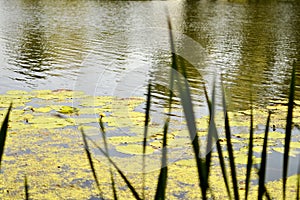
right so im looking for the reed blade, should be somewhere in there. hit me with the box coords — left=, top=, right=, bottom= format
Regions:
left=166, top=11, right=176, bottom=114
left=221, top=82, right=239, bottom=200
left=110, top=173, right=117, bottom=200
left=167, top=15, right=208, bottom=199
left=142, top=83, right=152, bottom=200
left=87, top=136, right=142, bottom=200
left=216, top=139, right=232, bottom=199
left=204, top=83, right=231, bottom=199
left=203, top=82, right=218, bottom=183
left=245, top=100, right=254, bottom=200
left=80, top=128, right=103, bottom=197
left=258, top=111, right=271, bottom=200
left=0, top=103, right=12, bottom=168
left=264, top=186, right=272, bottom=200
left=203, top=83, right=212, bottom=114
left=297, top=159, right=300, bottom=200
left=154, top=121, right=169, bottom=200
left=283, top=62, right=296, bottom=200
left=24, top=175, right=29, bottom=200
left=99, top=115, right=118, bottom=200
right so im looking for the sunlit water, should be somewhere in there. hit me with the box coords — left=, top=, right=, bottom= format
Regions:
left=0, top=0, right=300, bottom=182
left=1, top=0, right=299, bottom=111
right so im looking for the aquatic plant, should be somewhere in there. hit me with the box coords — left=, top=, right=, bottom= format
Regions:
left=79, top=17, right=299, bottom=200
left=0, top=15, right=298, bottom=200
left=282, top=61, right=296, bottom=200
left=0, top=103, right=11, bottom=168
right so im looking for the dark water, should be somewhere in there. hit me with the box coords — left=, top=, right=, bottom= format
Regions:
left=0, top=0, right=300, bottom=111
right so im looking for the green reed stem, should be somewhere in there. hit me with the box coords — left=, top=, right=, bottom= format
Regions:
left=245, top=103, right=254, bottom=200
left=258, top=111, right=271, bottom=200
left=283, top=62, right=296, bottom=200
left=87, top=136, right=142, bottom=200
left=221, top=82, right=239, bottom=200
left=142, top=83, right=152, bottom=200
left=25, top=175, right=29, bottom=200
left=0, top=103, right=12, bottom=169
left=154, top=120, right=169, bottom=200
left=167, top=15, right=208, bottom=199
left=80, top=128, right=103, bottom=197
left=99, top=116, right=118, bottom=200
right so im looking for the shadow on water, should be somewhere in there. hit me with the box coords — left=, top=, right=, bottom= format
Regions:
left=265, top=151, right=300, bottom=182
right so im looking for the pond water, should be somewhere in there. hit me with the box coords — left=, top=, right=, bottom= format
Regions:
left=0, top=0, right=299, bottom=112
left=0, top=0, right=300, bottom=194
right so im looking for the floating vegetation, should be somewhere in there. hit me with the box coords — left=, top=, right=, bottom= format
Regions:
left=116, top=144, right=154, bottom=155
left=0, top=88, right=299, bottom=199
left=108, top=136, right=144, bottom=145
left=58, top=106, right=79, bottom=115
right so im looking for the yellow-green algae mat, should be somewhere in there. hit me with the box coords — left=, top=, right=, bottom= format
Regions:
left=0, top=90, right=299, bottom=199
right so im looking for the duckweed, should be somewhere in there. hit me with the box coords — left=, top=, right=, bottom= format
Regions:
left=108, top=136, right=144, bottom=145
left=116, top=144, right=154, bottom=155
left=0, top=90, right=299, bottom=199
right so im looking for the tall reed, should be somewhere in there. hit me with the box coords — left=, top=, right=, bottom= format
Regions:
left=79, top=18, right=298, bottom=200
left=282, top=62, right=296, bottom=200
left=0, top=103, right=12, bottom=169
left=0, top=16, right=297, bottom=200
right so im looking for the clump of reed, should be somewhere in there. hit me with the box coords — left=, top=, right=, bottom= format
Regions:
left=0, top=16, right=298, bottom=200
left=78, top=16, right=298, bottom=199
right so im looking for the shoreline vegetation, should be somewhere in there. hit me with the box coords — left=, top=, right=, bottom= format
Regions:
left=0, top=20, right=299, bottom=199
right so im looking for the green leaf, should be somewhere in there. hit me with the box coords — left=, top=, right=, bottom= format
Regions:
left=143, top=83, right=152, bottom=200
left=245, top=99, right=254, bottom=200
left=25, top=175, right=29, bottom=200
left=155, top=121, right=169, bottom=200
left=58, top=106, right=79, bottom=114
left=88, top=136, right=142, bottom=200
left=283, top=62, right=296, bottom=200
left=80, top=128, right=103, bottom=197
left=221, top=81, right=239, bottom=200
left=258, top=111, right=271, bottom=200
left=167, top=14, right=208, bottom=199
left=0, top=103, right=12, bottom=168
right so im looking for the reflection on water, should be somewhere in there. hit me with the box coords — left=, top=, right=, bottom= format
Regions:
left=0, top=0, right=299, bottom=188
left=0, top=0, right=299, bottom=111
left=12, top=0, right=49, bottom=80
left=179, top=0, right=300, bottom=110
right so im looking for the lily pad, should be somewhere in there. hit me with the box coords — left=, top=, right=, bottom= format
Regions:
left=35, top=107, right=53, bottom=113
left=108, top=136, right=143, bottom=145
left=6, top=90, right=29, bottom=95
left=58, top=106, right=79, bottom=114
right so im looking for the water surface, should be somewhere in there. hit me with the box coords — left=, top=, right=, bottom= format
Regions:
left=0, top=0, right=300, bottom=186
left=0, top=0, right=299, bottom=111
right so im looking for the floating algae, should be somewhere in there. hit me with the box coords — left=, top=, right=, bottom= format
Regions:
left=58, top=106, right=79, bottom=114
left=116, top=144, right=154, bottom=155
left=0, top=90, right=299, bottom=199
